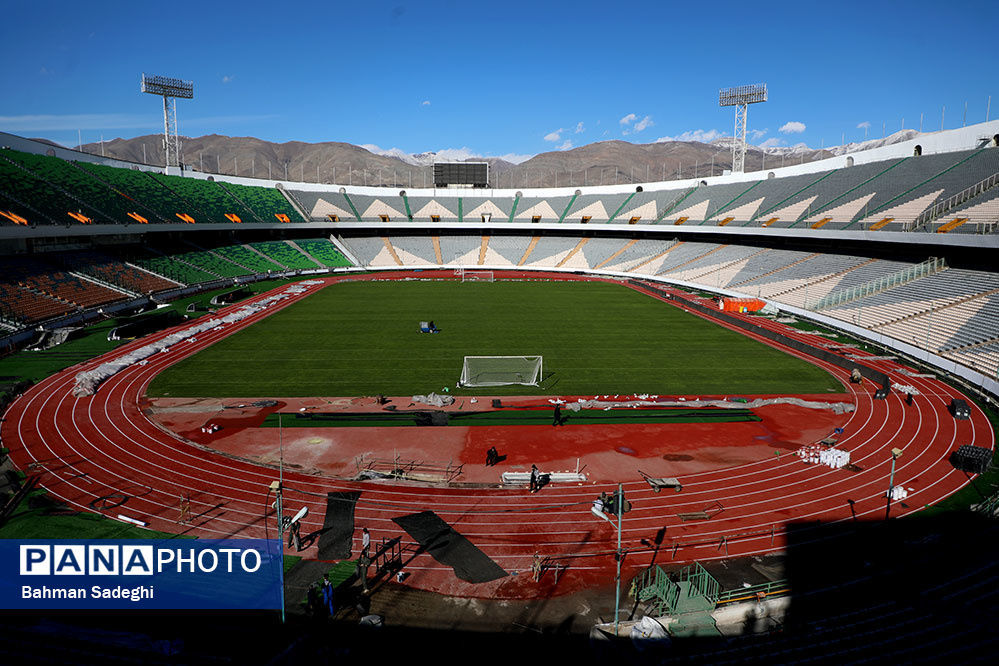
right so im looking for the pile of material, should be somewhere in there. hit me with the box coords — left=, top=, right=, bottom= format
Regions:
left=887, top=485, right=909, bottom=500
left=797, top=444, right=850, bottom=469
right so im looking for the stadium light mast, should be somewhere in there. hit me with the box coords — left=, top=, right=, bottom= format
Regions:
left=719, top=83, right=768, bottom=174
left=141, top=73, right=194, bottom=173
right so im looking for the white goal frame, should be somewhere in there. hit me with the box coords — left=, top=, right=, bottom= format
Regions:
left=459, top=355, right=543, bottom=387
left=460, top=270, right=494, bottom=282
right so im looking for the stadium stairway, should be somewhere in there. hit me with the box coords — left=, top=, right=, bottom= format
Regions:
left=747, top=170, right=836, bottom=226
left=936, top=217, right=970, bottom=233
left=153, top=246, right=232, bottom=284
left=286, top=240, right=325, bottom=267
left=912, top=171, right=999, bottom=231
left=432, top=236, right=444, bottom=264
left=244, top=243, right=290, bottom=270
left=516, top=237, right=540, bottom=265
left=296, top=238, right=354, bottom=267
left=810, top=257, right=946, bottom=311
left=728, top=252, right=821, bottom=290
left=68, top=270, right=140, bottom=300
left=213, top=180, right=266, bottom=222
left=0, top=150, right=110, bottom=225
left=704, top=181, right=762, bottom=224
left=5, top=150, right=141, bottom=225
left=761, top=258, right=876, bottom=305
left=849, top=147, right=994, bottom=229
left=381, top=238, right=404, bottom=266
left=592, top=239, right=639, bottom=269
left=554, top=238, right=590, bottom=268
left=193, top=243, right=274, bottom=274
left=791, top=157, right=910, bottom=226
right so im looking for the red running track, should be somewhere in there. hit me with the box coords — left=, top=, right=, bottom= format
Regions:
left=2, top=272, right=993, bottom=600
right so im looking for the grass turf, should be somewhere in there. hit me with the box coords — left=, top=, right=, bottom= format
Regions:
left=147, top=280, right=842, bottom=397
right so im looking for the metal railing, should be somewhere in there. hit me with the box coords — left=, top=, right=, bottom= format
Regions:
left=636, top=565, right=681, bottom=616
left=679, top=561, right=719, bottom=604
left=717, top=579, right=790, bottom=604
left=908, top=172, right=999, bottom=231
left=807, top=257, right=947, bottom=311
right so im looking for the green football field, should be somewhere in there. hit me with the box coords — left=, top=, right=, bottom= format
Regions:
left=146, top=280, right=843, bottom=397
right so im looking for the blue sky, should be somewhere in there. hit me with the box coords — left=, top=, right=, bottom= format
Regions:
left=1, top=0, right=996, bottom=162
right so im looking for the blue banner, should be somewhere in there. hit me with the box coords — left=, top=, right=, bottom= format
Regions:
left=0, top=539, right=283, bottom=610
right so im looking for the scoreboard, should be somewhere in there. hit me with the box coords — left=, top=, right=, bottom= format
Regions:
left=433, top=162, right=489, bottom=188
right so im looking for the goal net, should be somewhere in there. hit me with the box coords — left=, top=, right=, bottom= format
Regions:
left=461, top=270, right=494, bottom=282
left=459, top=356, right=543, bottom=387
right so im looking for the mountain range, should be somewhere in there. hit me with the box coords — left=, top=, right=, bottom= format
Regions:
left=72, top=130, right=921, bottom=189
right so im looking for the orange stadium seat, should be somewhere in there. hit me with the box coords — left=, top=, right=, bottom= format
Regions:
left=1, top=210, right=29, bottom=225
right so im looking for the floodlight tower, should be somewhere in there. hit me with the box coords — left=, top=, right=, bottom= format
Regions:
left=719, top=83, right=768, bottom=174
left=141, top=73, right=194, bottom=172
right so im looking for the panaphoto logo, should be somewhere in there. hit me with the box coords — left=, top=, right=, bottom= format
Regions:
left=19, top=545, right=263, bottom=576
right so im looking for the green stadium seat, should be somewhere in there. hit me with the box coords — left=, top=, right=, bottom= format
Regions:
left=249, top=241, right=319, bottom=270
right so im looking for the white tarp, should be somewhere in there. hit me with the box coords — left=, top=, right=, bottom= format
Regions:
left=630, top=616, right=669, bottom=649
left=564, top=396, right=855, bottom=415
left=72, top=286, right=312, bottom=397
left=412, top=392, right=455, bottom=407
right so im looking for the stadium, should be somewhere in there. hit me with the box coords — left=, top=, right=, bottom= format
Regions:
left=2, top=8, right=999, bottom=663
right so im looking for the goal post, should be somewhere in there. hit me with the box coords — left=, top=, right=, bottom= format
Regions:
left=460, top=270, right=494, bottom=282
left=459, top=356, right=543, bottom=387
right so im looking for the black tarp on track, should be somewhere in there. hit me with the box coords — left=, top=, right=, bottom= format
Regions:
left=393, top=511, right=508, bottom=583
left=316, top=491, right=361, bottom=560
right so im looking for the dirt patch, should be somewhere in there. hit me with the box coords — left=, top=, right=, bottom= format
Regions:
left=146, top=394, right=853, bottom=484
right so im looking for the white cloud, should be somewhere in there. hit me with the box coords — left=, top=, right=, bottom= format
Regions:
left=575, top=121, right=585, bottom=134
left=222, top=75, right=234, bottom=84
left=749, top=128, right=768, bottom=140
left=421, top=100, right=431, bottom=106
left=621, top=113, right=652, bottom=135
left=655, top=128, right=724, bottom=143
left=857, top=120, right=871, bottom=129
left=557, top=139, right=573, bottom=151
left=779, top=121, right=806, bottom=134
left=759, top=137, right=784, bottom=148
left=633, top=115, right=654, bottom=132
left=543, top=129, right=564, bottom=142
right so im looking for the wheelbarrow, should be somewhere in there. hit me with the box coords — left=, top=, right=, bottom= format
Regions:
left=638, top=469, right=682, bottom=493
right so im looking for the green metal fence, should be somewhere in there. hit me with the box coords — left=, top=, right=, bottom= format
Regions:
left=807, top=256, right=946, bottom=311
